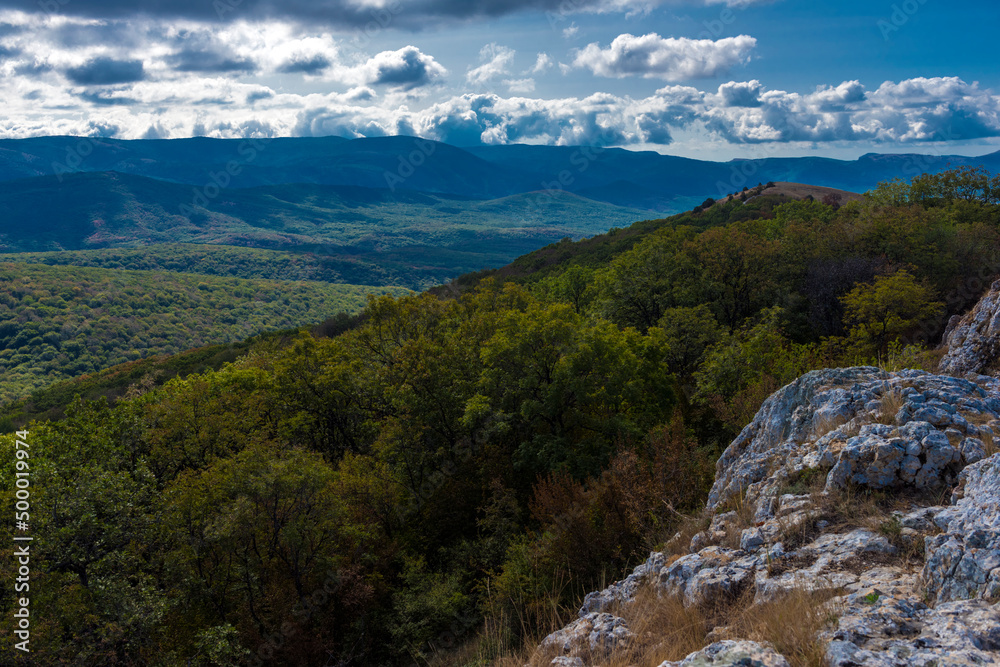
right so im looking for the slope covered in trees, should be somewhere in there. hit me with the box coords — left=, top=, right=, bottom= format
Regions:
left=0, top=263, right=406, bottom=403
left=1, top=167, right=998, bottom=666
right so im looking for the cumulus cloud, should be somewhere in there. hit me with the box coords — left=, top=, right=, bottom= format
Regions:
left=286, top=77, right=1000, bottom=148
left=276, top=53, right=332, bottom=74
left=529, top=53, right=553, bottom=74
left=342, top=46, right=447, bottom=90
left=466, top=44, right=515, bottom=86
left=573, top=33, right=756, bottom=81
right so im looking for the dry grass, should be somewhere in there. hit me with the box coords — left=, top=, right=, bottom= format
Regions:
left=613, top=588, right=712, bottom=666
left=724, top=588, right=840, bottom=666
left=982, top=428, right=999, bottom=458
left=811, top=412, right=848, bottom=440
left=716, top=489, right=758, bottom=551
left=510, top=579, right=839, bottom=667
left=779, top=467, right=827, bottom=496
left=513, top=583, right=839, bottom=667
left=875, top=386, right=906, bottom=425
left=662, top=508, right=712, bottom=557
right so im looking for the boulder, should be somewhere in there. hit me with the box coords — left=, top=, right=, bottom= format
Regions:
left=657, top=640, right=790, bottom=667
left=539, top=612, right=633, bottom=658
left=922, top=453, right=1000, bottom=604
left=707, top=368, right=1000, bottom=521
left=940, top=278, right=1000, bottom=376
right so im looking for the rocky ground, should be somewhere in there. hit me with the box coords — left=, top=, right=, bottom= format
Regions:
left=531, top=284, right=1000, bottom=666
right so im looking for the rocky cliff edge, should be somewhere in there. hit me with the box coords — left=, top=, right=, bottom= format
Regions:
left=532, top=287, right=1000, bottom=666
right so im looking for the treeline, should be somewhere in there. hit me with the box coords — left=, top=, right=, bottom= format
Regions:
left=0, top=263, right=406, bottom=403
left=1, top=167, right=998, bottom=666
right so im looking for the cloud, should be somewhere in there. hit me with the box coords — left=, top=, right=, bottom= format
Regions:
left=696, top=77, right=1000, bottom=144
left=505, top=78, right=536, bottom=93
left=0, top=1, right=772, bottom=28
left=168, top=49, right=257, bottom=74
left=3, top=61, right=997, bottom=152
left=529, top=53, right=553, bottom=74
left=65, top=57, right=146, bottom=85
left=346, top=45, right=447, bottom=90
left=718, top=80, right=762, bottom=107
left=563, top=24, right=580, bottom=39
left=467, top=44, right=515, bottom=86
left=276, top=53, right=332, bottom=75
left=573, top=33, right=756, bottom=81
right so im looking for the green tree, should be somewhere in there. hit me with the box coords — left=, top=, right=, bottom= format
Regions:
left=840, top=269, right=944, bottom=361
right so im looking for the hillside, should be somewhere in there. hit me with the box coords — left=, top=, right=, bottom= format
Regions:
left=0, top=262, right=405, bottom=402
left=0, top=167, right=997, bottom=666
left=0, top=172, right=649, bottom=288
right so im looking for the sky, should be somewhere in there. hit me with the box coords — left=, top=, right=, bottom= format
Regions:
left=0, top=0, right=997, bottom=160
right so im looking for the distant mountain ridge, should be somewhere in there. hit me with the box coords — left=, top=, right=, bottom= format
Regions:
left=0, top=170, right=650, bottom=288
left=2, top=135, right=998, bottom=213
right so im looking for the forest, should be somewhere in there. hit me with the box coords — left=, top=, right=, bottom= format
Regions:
left=0, top=263, right=406, bottom=403
left=1, top=167, right=999, bottom=666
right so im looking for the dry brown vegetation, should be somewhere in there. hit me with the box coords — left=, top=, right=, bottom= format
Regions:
left=500, top=583, right=839, bottom=667
left=876, top=386, right=906, bottom=425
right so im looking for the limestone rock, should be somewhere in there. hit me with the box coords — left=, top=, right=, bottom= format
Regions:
left=579, top=552, right=666, bottom=615
left=922, top=453, right=1000, bottom=604
left=940, top=278, right=1000, bottom=376
left=707, top=367, right=1000, bottom=521
left=539, top=612, right=633, bottom=657
left=657, top=640, right=791, bottom=667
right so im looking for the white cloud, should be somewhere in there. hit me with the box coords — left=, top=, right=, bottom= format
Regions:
left=529, top=53, right=553, bottom=74
left=573, top=33, right=756, bottom=81
left=466, top=44, right=515, bottom=86
left=563, top=23, right=580, bottom=39
left=335, top=46, right=448, bottom=90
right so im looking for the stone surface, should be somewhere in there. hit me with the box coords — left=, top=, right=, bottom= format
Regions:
left=940, top=278, right=1000, bottom=376
left=656, top=546, right=761, bottom=607
left=549, top=658, right=584, bottom=667
left=922, top=453, right=1000, bottom=604
left=578, top=552, right=666, bottom=616
left=657, top=640, right=791, bottom=667
left=706, top=367, right=1000, bottom=522
left=539, top=612, right=633, bottom=657
left=826, top=597, right=1000, bottom=666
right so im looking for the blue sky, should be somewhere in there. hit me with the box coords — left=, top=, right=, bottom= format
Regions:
left=0, top=0, right=996, bottom=159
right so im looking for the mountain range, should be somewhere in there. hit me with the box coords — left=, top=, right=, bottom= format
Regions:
left=3, top=135, right=999, bottom=214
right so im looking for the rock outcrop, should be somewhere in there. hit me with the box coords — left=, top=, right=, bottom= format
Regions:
left=940, top=278, right=1000, bottom=376
left=534, top=368, right=1000, bottom=666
